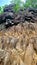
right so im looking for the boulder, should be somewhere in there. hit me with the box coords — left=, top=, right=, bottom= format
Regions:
left=0, top=12, right=14, bottom=24
left=3, top=4, right=15, bottom=13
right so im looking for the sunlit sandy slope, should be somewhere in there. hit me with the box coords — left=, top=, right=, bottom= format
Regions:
left=0, top=22, right=37, bottom=65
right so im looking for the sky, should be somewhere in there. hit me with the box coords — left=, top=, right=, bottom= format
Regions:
left=0, top=0, right=26, bottom=6
left=21, top=0, right=26, bottom=3
left=0, top=0, right=11, bottom=6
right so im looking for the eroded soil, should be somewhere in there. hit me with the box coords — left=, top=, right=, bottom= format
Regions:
left=0, top=22, right=37, bottom=65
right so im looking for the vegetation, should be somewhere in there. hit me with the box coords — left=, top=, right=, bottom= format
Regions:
left=24, top=0, right=37, bottom=8
left=11, top=0, right=25, bottom=12
left=0, top=6, right=3, bottom=14
left=11, top=0, right=37, bottom=11
left=0, top=0, right=37, bottom=14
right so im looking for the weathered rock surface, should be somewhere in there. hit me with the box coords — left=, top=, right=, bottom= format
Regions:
left=0, top=4, right=37, bottom=65
left=3, top=4, right=15, bottom=12
left=0, top=5, right=37, bottom=29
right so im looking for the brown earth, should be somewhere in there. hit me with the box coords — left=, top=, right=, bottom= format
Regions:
left=0, top=22, right=37, bottom=65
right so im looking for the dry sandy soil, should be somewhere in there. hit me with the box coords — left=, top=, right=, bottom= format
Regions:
left=0, top=22, right=37, bottom=65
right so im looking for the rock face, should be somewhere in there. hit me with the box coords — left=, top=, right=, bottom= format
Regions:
left=0, top=5, right=37, bottom=29
left=0, top=12, right=14, bottom=24
left=0, top=4, right=37, bottom=65
left=3, top=4, right=15, bottom=12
